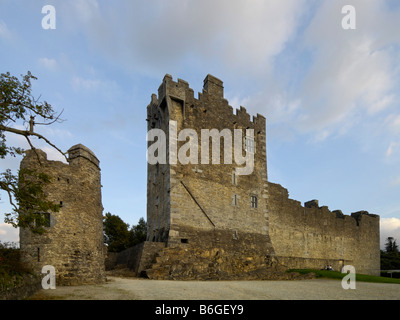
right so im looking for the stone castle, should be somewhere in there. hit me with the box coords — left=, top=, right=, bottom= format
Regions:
left=143, top=74, right=380, bottom=279
left=19, top=74, right=380, bottom=284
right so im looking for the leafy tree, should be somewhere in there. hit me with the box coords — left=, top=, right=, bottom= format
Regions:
left=381, top=237, right=400, bottom=272
left=103, top=213, right=147, bottom=252
left=130, top=217, right=147, bottom=246
left=103, top=212, right=132, bottom=252
left=384, top=237, right=399, bottom=254
left=0, top=71, right=65, bottom=233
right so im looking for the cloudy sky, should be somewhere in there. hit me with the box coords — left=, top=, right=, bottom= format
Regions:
left=0, top=0, right=399, bottom=248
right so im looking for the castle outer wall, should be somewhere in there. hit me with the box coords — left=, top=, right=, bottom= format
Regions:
left=19, top=145, right=106, bottom=285
left=268, top=182, right=380, bottom=276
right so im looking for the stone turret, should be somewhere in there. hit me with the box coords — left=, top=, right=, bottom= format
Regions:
left=68, top=144, right=100, bottom=168
left=19, top=144, right=105, bottom=285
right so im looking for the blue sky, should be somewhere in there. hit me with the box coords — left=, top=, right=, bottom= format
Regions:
left=0, top=0, right=399, bottom=248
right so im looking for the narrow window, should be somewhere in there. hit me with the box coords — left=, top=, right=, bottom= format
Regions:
left=245, top=136, right=255, bottom=153
left=251, top=195, right=258, bottom=208
left=181, top=238, right=189, bottom=244
left=232, top=172, right=237, bottom=185
left=232, top=194, right=239, bottom=206
left=37, top=247, right=40, bottom=262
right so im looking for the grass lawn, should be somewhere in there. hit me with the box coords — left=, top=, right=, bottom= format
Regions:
left=289, top=269, right=400, bottom=284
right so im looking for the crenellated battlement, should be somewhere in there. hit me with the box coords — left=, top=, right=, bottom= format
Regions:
left=152, top=74, right=264, bottom=127
left=271, top=183, right=379, bottom=226
left=268, top=181, right=380, bottom=275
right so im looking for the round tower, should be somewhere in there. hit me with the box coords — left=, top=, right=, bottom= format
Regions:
left=19, top=144, right=106, bottom=285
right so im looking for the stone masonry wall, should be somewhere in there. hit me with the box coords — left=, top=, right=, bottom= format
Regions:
left=268, top=182, right=380, bottom=276
left=147, top=74, right=270, bottom=246
left=113, top=241, right=166, bottom=276
left=145, top=74, right=279, bottom=279
left=145, top=74, right=380, bottom=279
left=19, top=145, right=106, bottom=285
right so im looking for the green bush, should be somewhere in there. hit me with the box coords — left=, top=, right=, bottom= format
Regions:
left=381, top=250, right=400, bottom=270
left=0, top=241, right=32, bottom=291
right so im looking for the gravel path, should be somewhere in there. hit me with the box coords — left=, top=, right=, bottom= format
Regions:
left=28, top=276, right=400, bottom=300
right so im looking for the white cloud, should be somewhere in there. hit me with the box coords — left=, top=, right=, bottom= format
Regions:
left=386, top=142, right=398, bottom=158
left=236, top=0, right=400, bottom=144
left=0, top=223, right=19, bottom=244
left=31, top=1, right=399, bottom=144
left=297, top=3, right=396, bottom=133
left=381, top=217, right=400, bottom=249
left=71, top=76, right=101, bottom=91
left=41, top=146, right=68, bottom=163
left=71, top=72, right=121, bottom=99
left=0, top=20, right=12, bottom=40
left=60, top=0, right=306, bottom=77
left=368, top=94, right=394, bottom=115
left=386, top=114, right=400, bottom=133
left=39, top=57, right=58, bottom=71
left=71, top=0, right=100, bottom=23
left=382, top=217, right=400, bottom=231
left=384, top=114, right=400, bottom=160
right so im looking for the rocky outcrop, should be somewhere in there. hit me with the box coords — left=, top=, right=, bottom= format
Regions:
left=144, top=246, right=314, bottom=281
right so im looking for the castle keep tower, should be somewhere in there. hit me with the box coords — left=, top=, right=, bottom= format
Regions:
left=144, top=74, right=380, bottom=278
left=146, top=74, right=280, bottom=279
left=19, top=144, right=106, bottom=285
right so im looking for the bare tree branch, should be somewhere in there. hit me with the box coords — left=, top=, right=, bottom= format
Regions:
left=34, top=109, right=65, bottom=126
left=24, top=134, right=42, bottom=165
left=0, top=181, right=18, bottom=212
left=0, top=124, right=68, bottom=162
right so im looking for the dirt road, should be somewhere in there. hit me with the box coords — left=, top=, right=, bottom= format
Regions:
left=28, top=276, right=400, bottom=300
